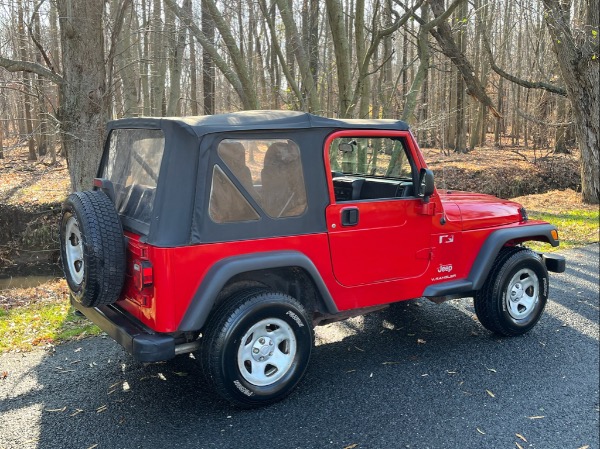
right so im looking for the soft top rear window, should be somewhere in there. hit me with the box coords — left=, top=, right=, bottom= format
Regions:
left=103, top=129, right=165, bottom=232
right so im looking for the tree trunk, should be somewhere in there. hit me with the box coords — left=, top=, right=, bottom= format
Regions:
left=453, top=0, right=468, bottom=153
left=150, top=0, right=166, bottom=116
left=166, top=1, right=187, bottom=116
left=201, top=0, right=215, bottom=114
left=18, top=5, right=36, bottom=161
left=325, top=0, right=352, bottom=117
left=276, top=0, right=321, bottom=112
left=188, top=3, right=199, bottom=116
left=56, top=0, right=108, bottom=191
left=542, top=0, right=599, bottom=203
left=115, top=0, right=139, bottom=117
left=140, top=0, right=152, bottom=115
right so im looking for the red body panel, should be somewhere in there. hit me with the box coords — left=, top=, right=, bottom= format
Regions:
left=439, top=191, right=523, bottom=230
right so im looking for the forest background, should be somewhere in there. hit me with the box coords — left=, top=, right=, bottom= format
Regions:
left=0, top=0, right=598, bottom=201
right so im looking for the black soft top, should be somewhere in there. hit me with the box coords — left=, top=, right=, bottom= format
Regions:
left=102, top=111, right=412, bottom=246
left=107, top=110, right=410, bottom=137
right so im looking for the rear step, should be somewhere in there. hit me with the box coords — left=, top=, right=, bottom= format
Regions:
left=70, top=296, right=200, bottom=362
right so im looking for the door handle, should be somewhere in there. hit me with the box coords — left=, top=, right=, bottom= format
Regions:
left=341, top=208, right=359, bottom=226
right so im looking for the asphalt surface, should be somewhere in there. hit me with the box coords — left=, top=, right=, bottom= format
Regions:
left=1, top=244, right=598, bottom=449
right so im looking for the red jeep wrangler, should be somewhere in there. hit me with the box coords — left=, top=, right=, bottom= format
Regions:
left=60, top=111, right=565, bottom=407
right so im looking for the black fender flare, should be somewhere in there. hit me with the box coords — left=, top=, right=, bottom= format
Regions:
left=177, top=251, right=338, bottom=332
left=422, top=223, right=560, bottom=297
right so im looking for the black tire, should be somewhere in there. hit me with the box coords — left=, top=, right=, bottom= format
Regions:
left=201, top=288, right=314, bottom=408
left=59, top=190, right=126, bottom=307
left=474, top=247, right=549, bottom=336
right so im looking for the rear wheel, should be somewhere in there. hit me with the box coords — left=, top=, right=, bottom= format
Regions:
left=201, top=289, right=313, bottom=408
left=474, top=247, right=548, bottom=336
left=59, top=190, right=126, bottom=307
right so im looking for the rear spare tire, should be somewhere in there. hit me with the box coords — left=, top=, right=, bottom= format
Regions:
left=60, top=190, right=126, bottom=307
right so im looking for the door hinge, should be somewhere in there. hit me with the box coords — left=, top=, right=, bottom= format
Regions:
left=419, top=202, right=436, bottom=216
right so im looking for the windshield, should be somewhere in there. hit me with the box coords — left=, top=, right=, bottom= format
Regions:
left=102, top=129, right=165, bottom=231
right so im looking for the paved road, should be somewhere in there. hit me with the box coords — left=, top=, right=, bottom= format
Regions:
left=1, top=244, right=598, bottom=449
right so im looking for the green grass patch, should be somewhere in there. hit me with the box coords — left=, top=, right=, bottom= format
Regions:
left=0, top=302, right=102, bottom=353
left=527, top=208, right=599, bottom=252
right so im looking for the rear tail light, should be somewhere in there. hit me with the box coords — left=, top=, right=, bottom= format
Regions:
left=133, top=259, right=153, bottom=291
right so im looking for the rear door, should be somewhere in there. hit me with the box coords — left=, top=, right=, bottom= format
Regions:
left=325, top=131, right=433, bottom=287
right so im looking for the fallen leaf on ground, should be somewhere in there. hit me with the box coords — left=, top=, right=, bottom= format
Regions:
left=158, top=373, right=167, bottom=381
left=45, top=406, right=66, bottom=413
left=486, top=367, right=497, bottom=373
left=486, top=390, right=495, bottom=398
left=344, top=444, right=358, bottom=449
left=476, top=428, right=486, bottom=435
left=577, top=446, right=590, bottom=449
left=1, top=371, right=7, bottom=379
left=516, top=434, right=527, bottom=442
left=417, top=339, right=427, bottom=344
left=516, top=443, right=524, bottom=449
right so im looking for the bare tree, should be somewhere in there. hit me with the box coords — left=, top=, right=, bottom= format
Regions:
left=542, top=0, right=599, bottom=203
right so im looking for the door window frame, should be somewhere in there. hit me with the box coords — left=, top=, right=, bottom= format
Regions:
left=323, top=129, right=425, bottom=205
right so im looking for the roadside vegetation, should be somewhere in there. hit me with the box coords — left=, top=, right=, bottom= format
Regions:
left=512, top=189, right=599, bottom=252
left=0, top=280, right=102, bottom=353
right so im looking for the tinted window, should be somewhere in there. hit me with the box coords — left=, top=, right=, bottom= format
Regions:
left=217, top=139, right=307, bottom=218
left=103, top=129, right=164, bottom=228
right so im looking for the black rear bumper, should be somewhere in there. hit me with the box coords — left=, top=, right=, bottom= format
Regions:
left=70, top=296, right=176, bottom=362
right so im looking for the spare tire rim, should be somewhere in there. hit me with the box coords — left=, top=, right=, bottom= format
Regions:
left=237, top=318, right=297, bottom=386
left=65, top=216, right=84, bottom=285
left=506, top=268, right=539, bottom=320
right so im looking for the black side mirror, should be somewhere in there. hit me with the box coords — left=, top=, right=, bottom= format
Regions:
left=417, top=168, right=435, bottom=203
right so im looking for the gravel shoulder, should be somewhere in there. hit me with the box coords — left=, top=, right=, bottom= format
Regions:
left=1, top=244, right=598, bottom=449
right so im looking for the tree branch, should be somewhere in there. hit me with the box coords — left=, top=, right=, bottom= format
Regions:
left=428, top=0, right=501, bottom=118
left=0, top=56, right=64, bottom=85
left=27, top=0, right=56, bottom=73
left=481, top=28, right=567, bottom=97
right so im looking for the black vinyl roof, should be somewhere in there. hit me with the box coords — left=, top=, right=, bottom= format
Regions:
left=107, top=110, right=410, bottom=137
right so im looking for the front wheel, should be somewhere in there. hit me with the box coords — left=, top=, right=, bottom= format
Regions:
left=201, top=289, right=313, bottom=408
left=474, top=248, right=549, bottom=336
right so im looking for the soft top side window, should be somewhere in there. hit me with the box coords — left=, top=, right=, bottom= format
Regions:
left=103, top=128, right=165, bottom=230
left=215, top=138, right=307, bottom=219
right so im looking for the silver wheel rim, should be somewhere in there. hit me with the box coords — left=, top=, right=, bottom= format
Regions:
left=237, top=317, right=297, bottom=387
left=506, top=268, right=539, bottom=320
left=65, top=216, right=84, bottom=285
